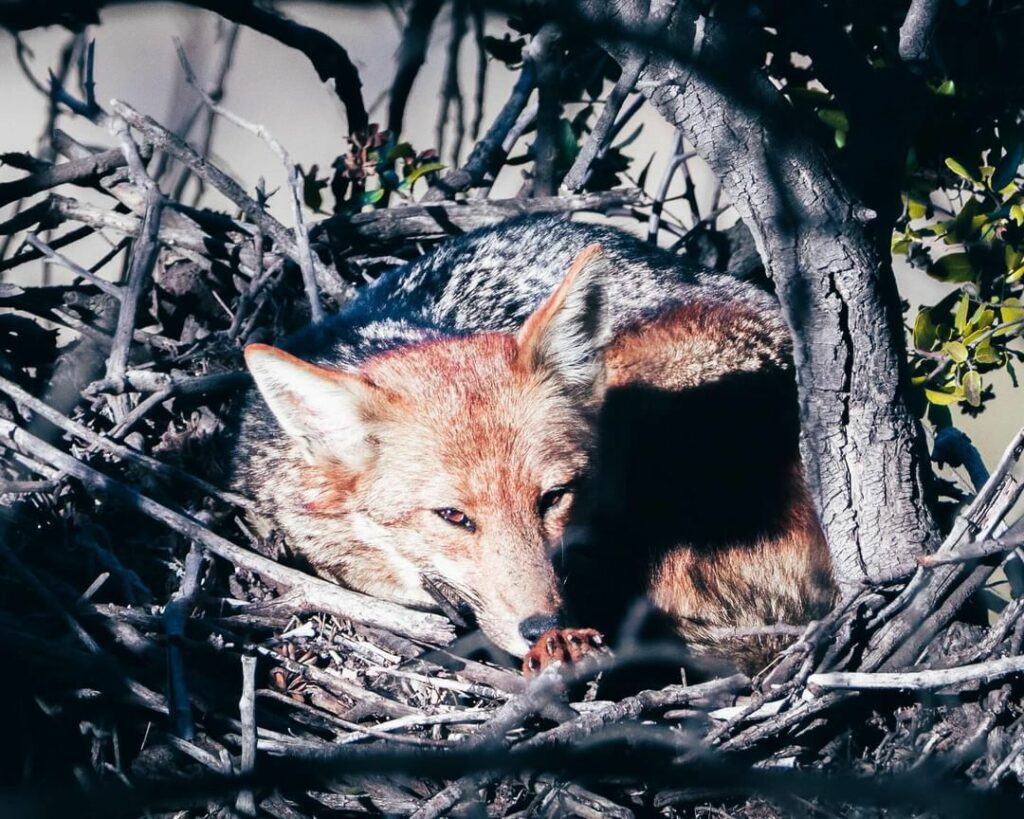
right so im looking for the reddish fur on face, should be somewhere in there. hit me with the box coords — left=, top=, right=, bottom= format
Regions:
left=291, top=333, right=589, bottom=655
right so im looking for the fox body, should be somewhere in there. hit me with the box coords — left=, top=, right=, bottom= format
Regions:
left=233, top=216, right=835, bottom=668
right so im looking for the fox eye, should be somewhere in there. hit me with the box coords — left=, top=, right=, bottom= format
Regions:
left=539, top=485, right=573, bottom=516
left=435, top=507, right=477, bottom=533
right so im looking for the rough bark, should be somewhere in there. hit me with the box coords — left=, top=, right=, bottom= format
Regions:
left=587, top=0, right=941, bottom=589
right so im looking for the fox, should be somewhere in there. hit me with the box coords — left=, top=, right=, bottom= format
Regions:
left=231, top=215, right=836, bottom=674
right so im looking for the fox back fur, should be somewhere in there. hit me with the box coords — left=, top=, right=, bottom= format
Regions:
left=232, top=216, right=835, bottom=669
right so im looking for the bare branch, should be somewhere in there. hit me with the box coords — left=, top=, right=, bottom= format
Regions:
left=899, top=0, right=942, bottom=65
left=174, top=42, right=327, bottom=321
left=0, top=419, right=457, bottom=645
left=388, top=0, right=445, bottom=139
left=191, top=0, right=368, bottom=134
left=808, top=655, right=1024, bottom=693
left=236, top=654, right=258, bottom=815
left=422, top=26, right=563, bottom=201
left=0, top=147, right=128, bottom=207
left=563, top=53, right=645, bottom=192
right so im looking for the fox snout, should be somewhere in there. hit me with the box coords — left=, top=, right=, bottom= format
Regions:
left=519, top=613, right=562, bottom=641
left=461, top=552, right=564, bottom=657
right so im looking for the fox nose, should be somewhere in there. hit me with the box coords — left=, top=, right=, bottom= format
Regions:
left=519, top=613, right=562, bottom=642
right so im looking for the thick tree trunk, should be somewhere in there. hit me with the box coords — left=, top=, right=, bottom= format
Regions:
left=588, top=0, right=940, bottom=589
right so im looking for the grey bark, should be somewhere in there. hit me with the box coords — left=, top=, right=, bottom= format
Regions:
left=586, top=0, right=941, bottom=589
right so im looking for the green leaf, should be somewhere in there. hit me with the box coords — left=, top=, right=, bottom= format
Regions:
left=614, top=124, right=645, bottom=151
left=963, top=370, right=983, bottom=407
left=913, top=310, right=938, bottom=350
left=928, top=252, right=976, bottom=283
left=954, top=293, right=970, bottom=332
left=953, top=196, right=983, bottom=240
left=558, top=118, right=580, bottom=165
left=934, top=79, right=956, bottom=96
left=943, top=340, right=969, bottom=363
left=925, top=386, right=965, bottom=405
left=992, top=143, right=1024, bottom=192
left=817, top=109, right=849, bottom=131
left=1011, top=204, right=1024, bottom=226
left=298, top=164, right=328, bottom=213
left=995, top=297, right=1024, bottom=336
left=945, top=157, right=977, bottom=183
left=975, top=341, right=1001, bottom=365
left=908, top=197, right=928, bottom=220
left=967, top=306, right=994, bottom=333
left=635, top=154, right=654, bottom=191
left=403, top=161, right=445, bottom=187
left=385, top=142, right=416, bottom=163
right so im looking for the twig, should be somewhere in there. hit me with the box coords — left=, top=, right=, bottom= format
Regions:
left=0, top=224, right=93, bottom=274
left=0, top=419, right=457, bottom=645
left=190, top=0, right=368, bottom=134
left=899, top=0, right=942, bottom=65
left=423, top=29, right=548, bottom=201
left=0, top=372, right=247, bottom=508
left=563, top=53, right=645, bottom=192
left=0, top=147, right=128, bottom=207
left=236, top=654, right=258, bottom=815
left=252, top=644, right=424, bottom=719
left=808, top=655, right=1024, bottom=693
left=107, top=116, right=165, bottom=421
left=337, top=189, right=642, bottom=243
left=530, top=24, right=563, bottom=197
left=516, top=674, right=749, bottom=752
left=389, top=0, right=445, bottom=140
left=170, top=23, right=241, bottom=204
left=164, top=545, right=204, bottom=739
left=864, top=426, right=1024, bottom=669
left=469, top=4, right=486, bottom=141
left=108, top=100, right=347, bottom=298
left=0, top=194, right=210, bottom=259
left=647, top=133, right=685, bottom=243
left=174, top=41, right=327, bottom=322
left=436, top=0, right=468, bottom=164
left=917, top=534, right=1024, bottom=567
left=409, top=665, right=569, bottom=819
left=257, top=689, right=451, bottom=747
left=23, top=234, right=122, bottom=298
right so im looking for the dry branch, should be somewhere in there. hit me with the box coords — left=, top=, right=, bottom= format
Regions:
left=0, top=419, right=455, bottom=645
left=808, top=655, right=1024, bottom=693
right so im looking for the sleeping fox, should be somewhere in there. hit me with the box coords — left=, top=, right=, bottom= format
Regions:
left=232, top=216, right=835, bottom=674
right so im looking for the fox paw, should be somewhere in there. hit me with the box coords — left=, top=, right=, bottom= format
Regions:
left=522, top=628, right=607, bottom=679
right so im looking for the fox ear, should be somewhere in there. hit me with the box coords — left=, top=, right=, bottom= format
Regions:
left=244, top=344, right=377, bottom=468
left=516, top=243, right=611, bottom=402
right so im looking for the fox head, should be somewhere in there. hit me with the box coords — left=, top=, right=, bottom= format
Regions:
left=244, top=245, right=611, bottom=656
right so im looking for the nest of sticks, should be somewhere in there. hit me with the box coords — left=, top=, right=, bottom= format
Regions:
left=3, top=89, right=1024, bottom=819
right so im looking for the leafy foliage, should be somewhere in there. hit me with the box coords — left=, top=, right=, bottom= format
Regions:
left=721, top=0, right=1024, bottom=429
left=895, top=149, right=1024, bottom=420
left=329, top=124, right=444, bottom=214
